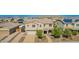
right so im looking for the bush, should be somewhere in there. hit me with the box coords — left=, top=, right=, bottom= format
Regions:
left=71, top=31, right=77, bottom=35
left=63, top=29, right=72, bottom=38
left=36, top=30, right=43, bottom=39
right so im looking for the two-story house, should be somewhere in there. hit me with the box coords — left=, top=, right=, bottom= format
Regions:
left=24, top=19, right=53, bottom=35
left=55, top=19, right=74, bottom=30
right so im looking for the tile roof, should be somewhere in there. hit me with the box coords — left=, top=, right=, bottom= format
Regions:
left=24, top=19, right=53, bottom=24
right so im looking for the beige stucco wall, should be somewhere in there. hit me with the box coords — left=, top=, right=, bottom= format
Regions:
left=25, top=23, right=53, bottom=31
left=73, top=22, right=79, bottom=29
left=43, top=24, right=53, bottom=30
left=64, top=24, right=74, bottom=29
left=25, top=23, right=39, bottom=30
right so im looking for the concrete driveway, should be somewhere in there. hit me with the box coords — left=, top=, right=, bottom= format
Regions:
left=11, top=32, right=25, bottom=43
left=23, top=34, right=36, bottom=43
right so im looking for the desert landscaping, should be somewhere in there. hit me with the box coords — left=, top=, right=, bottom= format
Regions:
left=0, top=15, right=79, bottom=43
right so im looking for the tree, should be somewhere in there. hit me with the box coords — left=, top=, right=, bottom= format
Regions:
left=51, top=25, right=62, bottom=38
left=0, top=19, right=4, bottom=22
left=10, top=18, right=14, bottom=22
left=6, top=20, right=9, bottom=22
left=36, top=30, right=43, bottom=39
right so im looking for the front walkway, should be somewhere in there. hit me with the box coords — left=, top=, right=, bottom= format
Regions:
left=45, top=34, right=53, bottom=43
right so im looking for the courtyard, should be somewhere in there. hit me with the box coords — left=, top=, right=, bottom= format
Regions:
left=0, top=31, right=53, bottom=43
left=0, top=31, right=79, bottom=43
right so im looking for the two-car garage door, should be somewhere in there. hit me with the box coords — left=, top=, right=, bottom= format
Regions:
left=26, top=30, right=36, bottom=35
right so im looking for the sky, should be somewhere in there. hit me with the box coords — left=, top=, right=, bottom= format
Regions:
left=0, top=15, right=79, bottom=18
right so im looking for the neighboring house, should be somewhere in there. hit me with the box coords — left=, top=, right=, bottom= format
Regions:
left=72, top=19, right=79, bottom=31
left=17, top=19, right=24, bottom=23
left=55, top=19, right=74, bottom=30
left=19, top=25, right=25, bottom=32
left=0, top=22, right=20, bottom=35
left=74, top=19, right=79, bottom=22
left=5, top=18, right=12, bottom=22
left=63, top=19, right=74, bottom=29
left=72, top=22, right=79, bottom=31
left=55, top=20, right=64, bottom=29
left=55, top=19, right=79, bottom=31
left=24, top=19, right=53, bottom=35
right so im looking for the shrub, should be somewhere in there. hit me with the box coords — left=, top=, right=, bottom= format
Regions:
left=63, top=29, right=72, bottom=38
left=36, top=30, right=43, bottom=39
left=71, top=31, right=77, bottom=35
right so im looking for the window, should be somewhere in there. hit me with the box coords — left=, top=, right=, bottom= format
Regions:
left=72, top=23, right=74, bottom=26
left=27, top=25, right=29, bottom=27
left=76, top=24, right=79, bottom=26
left=0, top=26, right=3, bottom=28
left=37, top=24, right=39, bottom=26
left=40, top=25, right=41, bottom=27
left=66, top=24, right=68, bottom=26
left=32, top=25, right=35, bottom=27
left=37, top=24, right=39, bottom=27
left=49, top=24, right=52, bottom=27
left=44, top=24, right=46, bottom=27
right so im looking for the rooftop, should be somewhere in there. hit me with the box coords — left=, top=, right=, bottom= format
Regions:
left=0, top=22, right=19, bottom=30
left=63, top=19, right=72, bottom=24
left=74, top=19, right=79, bottom=22
left=24, top=19, right=53, bottom=24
